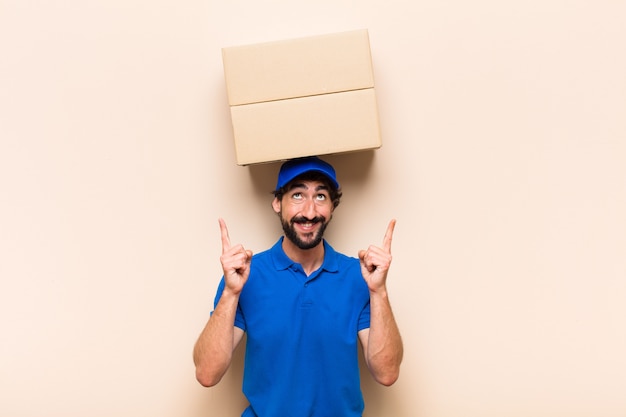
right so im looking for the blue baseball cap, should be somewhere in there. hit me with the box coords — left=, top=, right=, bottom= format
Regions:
left=276, top=156, right=339, bottom=190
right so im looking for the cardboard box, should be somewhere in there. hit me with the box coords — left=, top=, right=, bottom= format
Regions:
left=222, top=29, right=382, bottom=165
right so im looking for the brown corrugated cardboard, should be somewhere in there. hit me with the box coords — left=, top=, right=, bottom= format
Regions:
left=222, top=29, right=374, bottom=106
left=230, top=89, right=381, bottom=166
left=221, top=29, right=382, bottom=165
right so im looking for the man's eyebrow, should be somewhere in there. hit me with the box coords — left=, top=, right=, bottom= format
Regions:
left=287, top=183, right=329, bottom=192
left=288, top=183, right=307, bottom=191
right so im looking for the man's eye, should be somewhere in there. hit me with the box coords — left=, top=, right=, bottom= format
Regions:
left=292, top=192, right=303, bottom=199
left=316, top=194, right=327, bottom=201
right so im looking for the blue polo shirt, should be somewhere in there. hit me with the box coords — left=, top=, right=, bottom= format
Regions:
left=213, top=237, right=371, bottom=417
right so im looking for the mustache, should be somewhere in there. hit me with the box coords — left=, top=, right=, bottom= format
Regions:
left=291, top=216, right=325, bottom=224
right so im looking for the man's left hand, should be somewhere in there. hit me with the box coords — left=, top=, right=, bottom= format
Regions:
left=358, top=219, right=396, bottom=292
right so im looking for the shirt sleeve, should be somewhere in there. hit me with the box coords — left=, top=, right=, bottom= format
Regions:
left=357, top=298, right=371, bottom=331
left=212, top=277, right=247, bottom=331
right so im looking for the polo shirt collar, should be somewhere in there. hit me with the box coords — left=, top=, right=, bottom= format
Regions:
left=270, top=237, right=340, bottom=273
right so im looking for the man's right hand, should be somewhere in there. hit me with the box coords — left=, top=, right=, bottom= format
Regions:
left=219, top=218, right=252, bottom=294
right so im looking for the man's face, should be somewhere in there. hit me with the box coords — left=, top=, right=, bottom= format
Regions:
left=273, top=179, right=334, bottom=250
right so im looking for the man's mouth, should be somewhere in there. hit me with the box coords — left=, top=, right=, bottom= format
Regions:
left=292, top=217, right=324, bottom=231
left=298, top=222, right=316, bottom=231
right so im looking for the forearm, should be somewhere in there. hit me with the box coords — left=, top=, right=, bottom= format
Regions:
left=365, top=288, right=403, bottom=386
left=193, top=289, right=240, bottom=387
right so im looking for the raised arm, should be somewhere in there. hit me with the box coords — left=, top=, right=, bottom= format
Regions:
left=358, top=219, right=404, bottom=386
left=193, top=218, right=251, bottom=387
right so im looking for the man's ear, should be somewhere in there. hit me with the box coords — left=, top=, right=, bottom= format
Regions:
left=272, top=197, right=281, bottom=214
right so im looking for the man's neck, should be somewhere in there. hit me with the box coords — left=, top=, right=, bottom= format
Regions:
left=282, top=238, right=325, bottom=276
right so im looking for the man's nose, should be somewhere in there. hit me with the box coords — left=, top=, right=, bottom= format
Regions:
left=302, top=198, right=316, bottom=218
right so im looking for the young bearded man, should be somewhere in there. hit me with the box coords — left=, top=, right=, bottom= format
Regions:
left=193, top=156, right=403, bottom=417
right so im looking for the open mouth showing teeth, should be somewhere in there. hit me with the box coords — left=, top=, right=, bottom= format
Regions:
left=295, top=222, right=317, bottom=232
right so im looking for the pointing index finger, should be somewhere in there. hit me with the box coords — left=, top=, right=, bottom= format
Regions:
left=382, top=219, right=396, bottom=252
left=219, top=218, right=231, bottom=253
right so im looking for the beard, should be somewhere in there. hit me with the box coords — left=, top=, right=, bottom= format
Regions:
left=280, top=214, right=330, bottom=250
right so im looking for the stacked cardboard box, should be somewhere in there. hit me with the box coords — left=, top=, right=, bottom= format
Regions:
left=222, top=29, right=381, bottom=165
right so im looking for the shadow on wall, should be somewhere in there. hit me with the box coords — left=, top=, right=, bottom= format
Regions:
left=358, top=347, right=408, bottom=417
left=200, top=335, right=249, bottom=414
left=246, top=150, right=377, bottom=196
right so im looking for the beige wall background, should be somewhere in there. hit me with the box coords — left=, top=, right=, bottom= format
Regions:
left=1, top=1, right=625, bottom=416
